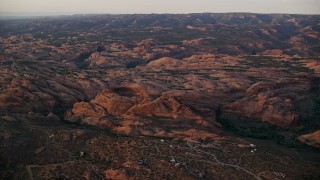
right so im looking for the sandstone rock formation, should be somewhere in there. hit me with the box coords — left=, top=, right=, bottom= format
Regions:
left=146, top=57, right=183, bottom=70
left=1, top=13, right=320, bottom=180
left=105, top=169, right=129, bottom=180
left=298, top=130, right=320, bottom=149
left=65, top=84, right=221, bottom=139
left=222, top=82, right=300, bottom=126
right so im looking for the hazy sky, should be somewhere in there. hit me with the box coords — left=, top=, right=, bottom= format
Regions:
left=0, top=0, right=319, bottom=16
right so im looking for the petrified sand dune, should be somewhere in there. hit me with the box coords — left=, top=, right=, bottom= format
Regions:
left=1, top=13, right=320, bottom=180
left=65, top=83, right=221, bottom=139
left=223, top=81, right=301, bottom=126
left=301, top=60, right=320, bottom=74
left=85, top=52, right=127, bottom=68
left=0, top=94, right=32, bottom=113
left=0, top=60, right=108, bottom=115
left=298, top=130, right=320, bottom=148
left=127, top=94, right=201, bottom=120
left=146, top=57, right=182, bottom=69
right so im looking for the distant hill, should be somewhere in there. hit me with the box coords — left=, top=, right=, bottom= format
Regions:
left=0, top=13, right=319, bottom=56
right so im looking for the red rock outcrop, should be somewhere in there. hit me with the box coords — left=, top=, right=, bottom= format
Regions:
left=105, top=169, right=129, bottom=180
left=298, top=130, right=320, bottom=149
left=301, top=60, right=320, bottom=74
left=222, top=82, right=300, bottom=126
left=65, top=84, right=221, bottom=139
left=85, top=52, right=125, bottom=67
left=146, top=57, right=183, bottom=70
left=127, top=94, right=201, bottom=121
left=262, top=49, right=284, bottom=57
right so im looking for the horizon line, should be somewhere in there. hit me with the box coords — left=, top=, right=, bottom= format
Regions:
left=1, top=11, right=320, bottom=18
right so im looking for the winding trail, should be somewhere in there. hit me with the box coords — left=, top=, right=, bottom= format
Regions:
left=146, top=140, right=262, bottom=179
left=186, top=141, right=262, bottom=180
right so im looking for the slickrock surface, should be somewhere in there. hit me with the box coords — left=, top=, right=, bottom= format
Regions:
left=1, top=13, right=320, bottom=179
left=298, top=130, right=320, bottom=148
